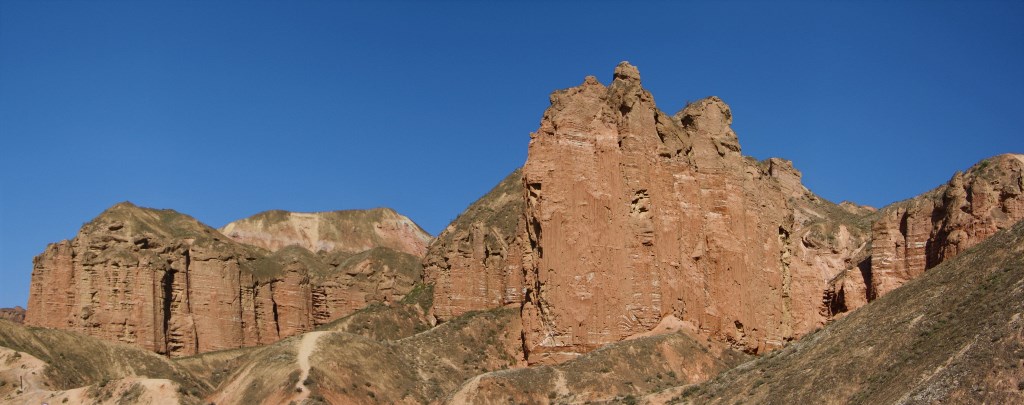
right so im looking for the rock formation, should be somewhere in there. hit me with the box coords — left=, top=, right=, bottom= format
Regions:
left=423, top=169, right=526, bottom=320
left=25, top=202, right=422, bottom=357
left=517, top=62, right=878, bottom=361
left=869, top=154, right=1024, bottom=298
left=0, top=307, right=24, bottom=324
left=674, top=219, right=1024, bottom=404
left=220, top=208, right=431, bottom=257
left=426, top=62, right=874, bottom=363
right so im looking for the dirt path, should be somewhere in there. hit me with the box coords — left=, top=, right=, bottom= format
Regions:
left=291, top=331, right=327, bottom=404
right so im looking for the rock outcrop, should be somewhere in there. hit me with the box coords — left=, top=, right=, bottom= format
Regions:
left=869, top=154, right=1024, bottom=298
left=25, top=202, right=422, bottom=357
left=426, top=63, right=874, bottom=363
left=423, top=63, right=1022, bottom=365
left=220, top=208, right=431, bottom=257
left=517, top=62, right=876, bottom=361
left=675, top=220, right=1024, bottom=404
left=423, top=169, right=526, bottom=320
left=0, top=307, right=24, bottom=324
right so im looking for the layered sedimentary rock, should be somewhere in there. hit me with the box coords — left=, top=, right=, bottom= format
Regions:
left=870, top=154, right=1024, bottom=297
left=25, top=202, right=421, bottom=356
left=312, top=247, right=423, bottom=325
left=676, top=220, right=1024, bottom=404
left=426, top=63, right=873, bottom=363
left=423, top=169, right=526, bottom=320
left=517, top=62, right=874, bottom=361
left=220, top=208, right=431, bottom=257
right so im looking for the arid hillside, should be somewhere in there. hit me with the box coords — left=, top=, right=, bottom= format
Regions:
left=220, top=208, right=431, bottom=257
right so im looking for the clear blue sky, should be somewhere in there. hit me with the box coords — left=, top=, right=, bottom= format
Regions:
left=1, top=1, right=1022, bottom=308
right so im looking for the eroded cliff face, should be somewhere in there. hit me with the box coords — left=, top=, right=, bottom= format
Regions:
left=25, top=202, right=421, bottom=357
left=869, top=154, right=1024, bottom=298
left=219, top=208, right=432, bottom=257
left=424, top=63, right=873, bottom=363
left=422, top=169, right=526, bottom=320
left=516, top=62, right=877, bottom=362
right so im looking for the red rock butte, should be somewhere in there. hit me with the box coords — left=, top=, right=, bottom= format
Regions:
left=25, top=202, right=428, bottom=356
left=424, top=62, right=1024, bottom=363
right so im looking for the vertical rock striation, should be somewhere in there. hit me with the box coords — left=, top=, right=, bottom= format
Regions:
left=25, top=202, right=422, bottom=356
left=869, top=154, right=1024, bottom=297
left=423, top=169, right=526, bottom=320
left=517, top=62, right=869, bottom=361
left=427, top=63, right=874, bottom=363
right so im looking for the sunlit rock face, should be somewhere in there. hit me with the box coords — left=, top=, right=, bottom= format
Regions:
left=429, top=62, right=877, bottom=363
left=26, top=202, right=422, bottom=357
left=869, top=153, right=1024, bottom=297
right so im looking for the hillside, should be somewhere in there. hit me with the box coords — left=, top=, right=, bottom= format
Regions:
left=220, top=208, right=432, bottom=257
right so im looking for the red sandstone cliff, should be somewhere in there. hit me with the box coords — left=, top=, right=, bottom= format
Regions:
left=425, top=63, right=874, bottom=362
left=25, top=202, right=422, bottom=356
left=425, top=63, right=1022, bottom=364
left=516, top=63, right=875, bottom=361
left=868, top=154, right=1024, bottom=298
left=422, top=169, right=526, bottom=320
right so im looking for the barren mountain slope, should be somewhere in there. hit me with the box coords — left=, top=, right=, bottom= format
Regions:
left=0, top=319, right=207, bottom=404
left=206, top=308, right=525, bottom=405
left=446, top=330, right=748, bottom=404
left=220, top=208, right=432, bottom=257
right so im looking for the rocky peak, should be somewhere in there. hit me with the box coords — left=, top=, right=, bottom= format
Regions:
left=83, top=201, right=222, bottom=246
left=514, top=63, right=862, bottom=361
left=675, top=96, right=741, bottom=161
left=869, top=153, right=1024, bottom=298
left=838, top=201, right=877, bottom=216
left=612, top=61, right=641, bottom=83
left=766, top=157, right=809, bottom=199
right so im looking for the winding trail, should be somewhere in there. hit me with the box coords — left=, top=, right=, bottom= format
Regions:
left=292, top=331, right=327, bottom=404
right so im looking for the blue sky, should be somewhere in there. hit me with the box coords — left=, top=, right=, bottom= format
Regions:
left=1, top=1, right=1022, bottom=308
